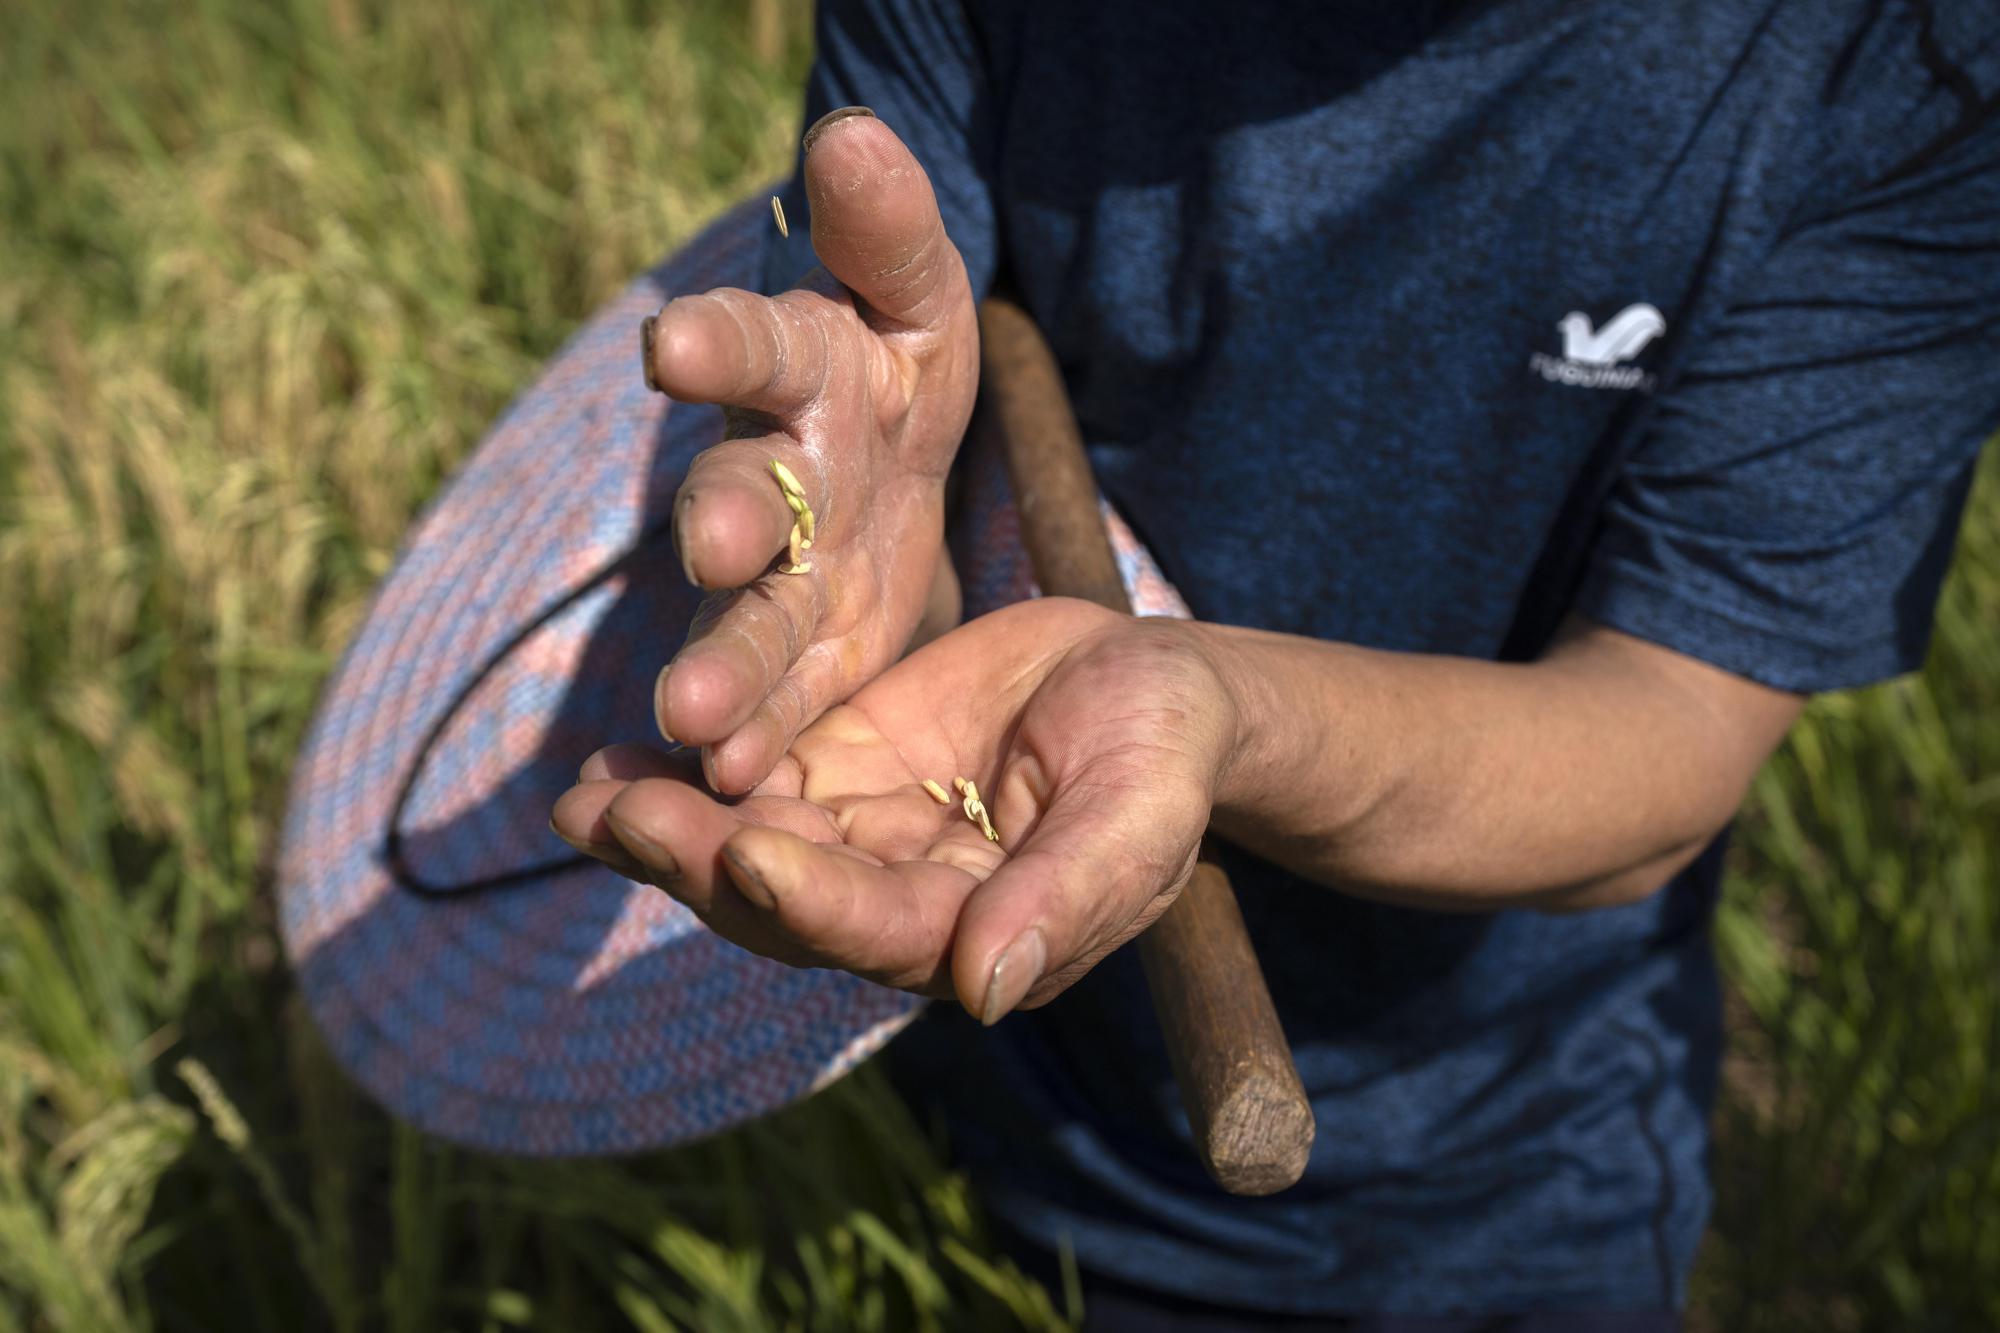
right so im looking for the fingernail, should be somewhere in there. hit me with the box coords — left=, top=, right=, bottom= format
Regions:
left=675, top=492, right=701, bottom=587
left=550, top=819, right=654, bottom=883
left=654, top=664, right=676, bottom=744
left=802, top=105, right=875, bottom=156
left=980, top=927, right=1046, bottom=1027
left=602, top=808, right=680, bottom=883
left=723, top=845, right=779, bottom=912
left=640, top=314, right=662, bottom=393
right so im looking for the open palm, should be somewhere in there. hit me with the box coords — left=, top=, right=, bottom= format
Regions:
left=553, top=599, right=1237, bottom=1023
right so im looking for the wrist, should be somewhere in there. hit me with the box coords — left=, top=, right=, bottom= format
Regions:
left=1182, top=621, right=1386, bottom=849
left=1177, top=620, right=1266, bottom=817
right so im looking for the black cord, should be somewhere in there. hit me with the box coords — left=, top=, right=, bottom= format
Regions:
left=383, top=520, right=676, bottom=898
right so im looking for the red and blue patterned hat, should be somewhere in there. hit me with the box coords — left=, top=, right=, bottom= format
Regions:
left=277, top=198, right=1188, bottom=1155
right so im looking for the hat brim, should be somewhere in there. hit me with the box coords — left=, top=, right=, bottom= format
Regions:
left=278, top=200, right=931, bottom=1154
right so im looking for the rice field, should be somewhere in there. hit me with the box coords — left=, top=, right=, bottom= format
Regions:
left=1, top=2, right=1994, bottom=1328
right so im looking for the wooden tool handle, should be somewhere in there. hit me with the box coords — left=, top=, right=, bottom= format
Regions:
left=972, top=294, right=1315, bottom=1196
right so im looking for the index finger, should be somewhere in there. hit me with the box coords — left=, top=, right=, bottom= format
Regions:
left=642, top=286, right=844, bottom=416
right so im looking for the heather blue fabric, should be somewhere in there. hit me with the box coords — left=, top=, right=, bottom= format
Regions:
left=760, top=0, right=2000, bottom=1317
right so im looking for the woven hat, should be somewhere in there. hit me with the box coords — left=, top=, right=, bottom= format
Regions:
left=278, top=197, right=1187, bottom=1155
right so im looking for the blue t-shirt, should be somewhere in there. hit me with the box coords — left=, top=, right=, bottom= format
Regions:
left=761, top=0, right=2000, bottom=1316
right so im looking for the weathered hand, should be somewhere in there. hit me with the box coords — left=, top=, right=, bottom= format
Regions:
left=551, top=600, right=1240, bottom=1023
left=647, top=108, right=979, bottom=794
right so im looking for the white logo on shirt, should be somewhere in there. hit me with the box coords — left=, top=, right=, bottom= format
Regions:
left=1530, top=303, right=1665, bottom=392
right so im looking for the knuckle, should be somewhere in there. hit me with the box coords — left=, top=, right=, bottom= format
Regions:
left=720, top=599, right=789, bottom=680
left=684, top=589, right=735, bottom=638
left=772, top=289, right=846, bottom=402
left=722, top=577, right=817, bottom=677
left=766, top=666, right=817, bottom=734
left=758, top=584, right=809, bottom=664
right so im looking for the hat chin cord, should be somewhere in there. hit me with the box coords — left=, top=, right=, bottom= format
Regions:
left=384, top=519, right=675, bottom=898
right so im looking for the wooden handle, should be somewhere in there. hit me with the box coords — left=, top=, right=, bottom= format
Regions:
left=972, top=294, right=1314, bottom=1196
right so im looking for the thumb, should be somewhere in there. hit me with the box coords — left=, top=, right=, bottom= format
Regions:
left=948, top=773, right=1208, bottom=1026
left=803, top=107, right=966, bottom=330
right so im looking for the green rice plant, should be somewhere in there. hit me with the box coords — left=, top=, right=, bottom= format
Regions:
left=1698, top=445, right=2000, bottom=1330
left=1, top=1, right=1067, bottom=1327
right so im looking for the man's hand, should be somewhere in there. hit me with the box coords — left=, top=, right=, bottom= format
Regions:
left=646, top=108, right=979, bottom=795
left=552, top=600, right=1234, bottom=1024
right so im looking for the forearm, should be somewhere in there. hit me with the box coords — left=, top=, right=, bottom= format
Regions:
left=1195, top=616, right=1802, bottom=911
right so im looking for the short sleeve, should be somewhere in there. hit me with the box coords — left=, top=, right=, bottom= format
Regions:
left=1576, top=115, right=2000, bottom=693
left=761, top=0, right=1000, bottom=303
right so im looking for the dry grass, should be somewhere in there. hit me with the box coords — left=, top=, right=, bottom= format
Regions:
left=0, top=2, right=1067, bottom=1328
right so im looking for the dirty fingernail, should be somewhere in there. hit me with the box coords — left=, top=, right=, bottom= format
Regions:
left=602, top=808, right=680, bottom=882
left=803, top=105, right=875, bottom=155
left=640, top=314, right=662, bottom=393
left=981, top=927, right=1046, bottom=1026
left=550, top=819, right=654, bottom=883
left=723, top=845, right=779, bottom=913
left=674, top=492, right=701, bottom=586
